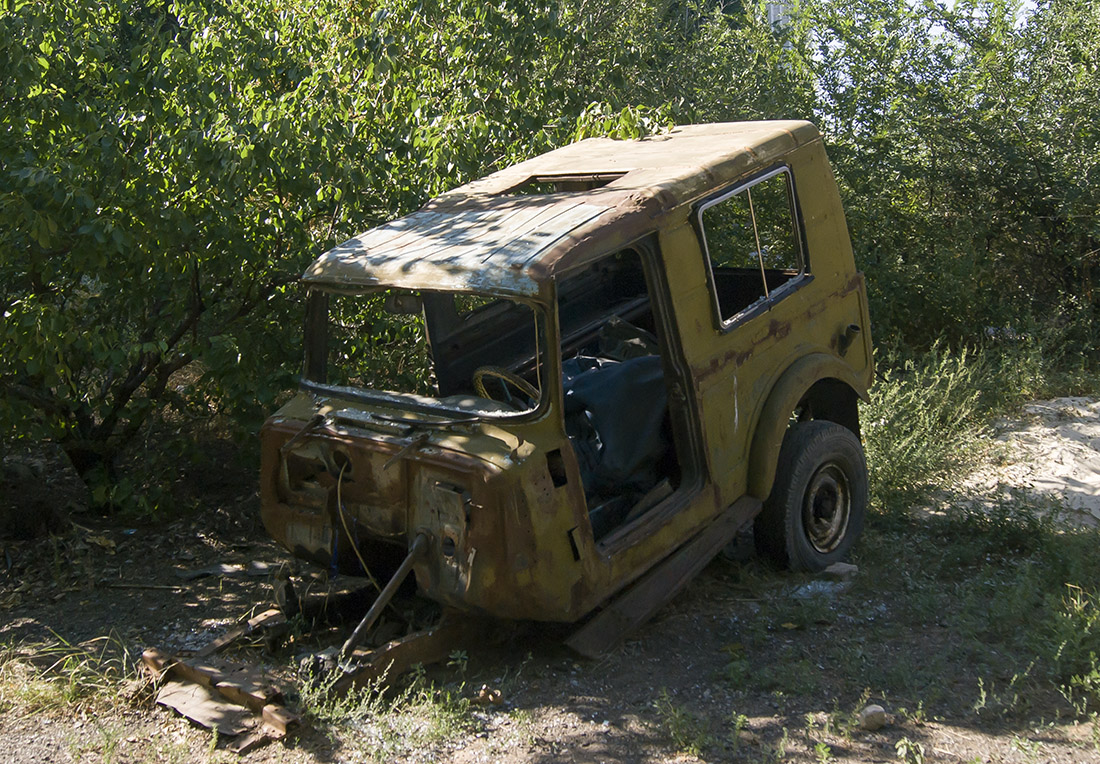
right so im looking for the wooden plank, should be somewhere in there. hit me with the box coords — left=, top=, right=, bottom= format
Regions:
left=213, top=676, right=282, bottom=712
left=227, top=729, right=277, bottom=756
left=226, top=704, right=301, bottom=755
left=142, top=648, right=220, bottom=687
left=566, top=496, right=761, bottom=658
left=144, top=648, right=288, bottom=712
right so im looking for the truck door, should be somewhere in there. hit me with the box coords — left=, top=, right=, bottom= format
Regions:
left=660, top=163, right=814, bottom=506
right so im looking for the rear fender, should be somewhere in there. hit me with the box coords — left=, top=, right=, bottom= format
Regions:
left=747, top=353, right=868, bottom=500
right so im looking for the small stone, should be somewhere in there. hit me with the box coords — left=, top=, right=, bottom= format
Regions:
left=858, top=704, right=887, bottom=731
left=473, top=684, right=503, bottom=706
left=823, top=562, right=859, bottom=580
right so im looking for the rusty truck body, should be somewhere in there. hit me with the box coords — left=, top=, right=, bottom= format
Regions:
left=259, top=121, right=873, bottom=653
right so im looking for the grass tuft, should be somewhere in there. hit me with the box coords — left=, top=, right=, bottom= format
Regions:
left=298, top=664, right=474, bottom=762
left=0, top=633, right=145, bottom=716
left=653, top=687, right=713, bottom=757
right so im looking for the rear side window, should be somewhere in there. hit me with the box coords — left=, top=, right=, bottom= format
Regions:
left=697, top=167, right=805, bottom=324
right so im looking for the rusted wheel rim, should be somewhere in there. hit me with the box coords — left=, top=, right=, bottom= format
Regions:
left=803, top=462, right=851, bottom=553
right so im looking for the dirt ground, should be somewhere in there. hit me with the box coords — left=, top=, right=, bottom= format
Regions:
left=3, top=400, right=1100, bottom=763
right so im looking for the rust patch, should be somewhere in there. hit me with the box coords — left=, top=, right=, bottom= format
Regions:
left=693, top=278, right=867, bottom=385
left=767, top=317, right=791, bottom=341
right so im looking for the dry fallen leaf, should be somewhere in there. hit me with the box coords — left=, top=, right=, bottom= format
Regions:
left=87, top=534, right=116, bottom=553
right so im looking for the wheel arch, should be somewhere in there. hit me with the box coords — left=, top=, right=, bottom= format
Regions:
left=747, top=353, right=869, bottom=501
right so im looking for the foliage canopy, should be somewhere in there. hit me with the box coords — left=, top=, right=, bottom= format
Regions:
left=1, top=0, right=1096, bottom=508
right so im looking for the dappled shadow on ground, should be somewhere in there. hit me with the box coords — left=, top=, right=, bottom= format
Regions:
left=4, top=424, right=1100, bottom=761
left=435, top=478, right=1100, bottom=763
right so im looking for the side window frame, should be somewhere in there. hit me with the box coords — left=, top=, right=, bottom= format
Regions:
left=694, top=165, right=811, bottom=331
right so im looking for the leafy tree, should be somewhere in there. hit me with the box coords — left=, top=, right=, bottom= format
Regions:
left=0, top=0, right=689, bottom=509
left=1, top=0, right=376, bottom=505
left=1, top=0, right=1096, bottom=511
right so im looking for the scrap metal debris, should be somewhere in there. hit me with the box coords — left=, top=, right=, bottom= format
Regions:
left=173, top=560, right=281, bottom=581
left=140, top=572, right=498, bottom=754
left=142, top=647, right=300, bottom=755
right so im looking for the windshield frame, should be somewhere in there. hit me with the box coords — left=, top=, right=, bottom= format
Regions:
left=299, top=284, right=558, bottom=423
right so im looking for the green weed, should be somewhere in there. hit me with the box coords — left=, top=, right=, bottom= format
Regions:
left=862, top=342, right=988, bottom=513
left=298, top=665, right=473, bottom=763
left=728, top=711, right=750, bottom=750
left=776, top=726, right=790, bottom=757
left=653, top=688, right=712, bottom=757
left=814, top=739, right=834, bottom=762
left=823, top=696, right=859, bottom=738
left=66, top=722, right=123, bottom=763
left=1011, top=734, right=1043, bottom=758
left=1047, top=585, right=1100, bottom=712
left=724, top=655, right=753, bottom=686
left=896, top=700, right=926, bottom=726
left=896, top=737, right=926, bottom=764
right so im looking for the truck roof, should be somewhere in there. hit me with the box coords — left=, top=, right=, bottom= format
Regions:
left=303, top=121, right=821, bottom=297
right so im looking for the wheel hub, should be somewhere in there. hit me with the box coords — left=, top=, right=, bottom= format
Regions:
left=802, top=462, right=851, bottom=553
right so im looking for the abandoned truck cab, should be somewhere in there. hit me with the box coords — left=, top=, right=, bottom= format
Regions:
left=260, top=121, right=874, bottom=648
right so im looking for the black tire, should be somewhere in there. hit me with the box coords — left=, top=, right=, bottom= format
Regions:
left=754, top=420, right=867, bottom=572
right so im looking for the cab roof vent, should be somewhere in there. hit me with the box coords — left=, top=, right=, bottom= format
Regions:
left=498, top=172, right=627, bottom=196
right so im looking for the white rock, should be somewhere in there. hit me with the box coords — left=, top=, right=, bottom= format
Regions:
left=823, top=562, right=859, bottom=580
left=858, top=704, right=887, bottom=731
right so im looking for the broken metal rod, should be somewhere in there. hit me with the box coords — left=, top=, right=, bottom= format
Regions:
left=279, top=412, right=326, bottom=455
left=340, top=532, right=427, bottom=660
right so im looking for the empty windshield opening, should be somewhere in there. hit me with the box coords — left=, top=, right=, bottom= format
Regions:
left=303, top=288, right=546, bottom=416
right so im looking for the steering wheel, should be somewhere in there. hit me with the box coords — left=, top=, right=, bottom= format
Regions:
left=472, top=366, right=540, bottom=410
